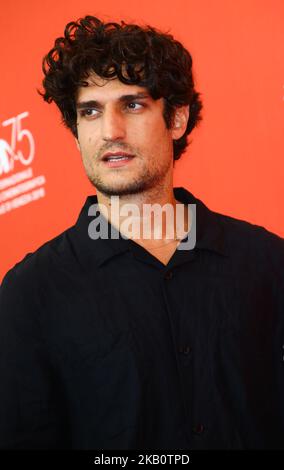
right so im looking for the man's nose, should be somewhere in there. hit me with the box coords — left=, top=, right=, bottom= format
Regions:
left=101, top=109, right=126, bottom=142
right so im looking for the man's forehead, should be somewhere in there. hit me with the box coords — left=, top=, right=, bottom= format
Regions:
left=76, top=73, right=150, bottom=102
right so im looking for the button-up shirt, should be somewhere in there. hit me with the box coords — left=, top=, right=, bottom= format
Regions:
left=0, top=187, right=284, bottom=449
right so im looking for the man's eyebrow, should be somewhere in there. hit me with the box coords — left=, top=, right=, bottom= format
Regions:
left=118, top=93, right=150, bottom=102
left=76, top=93, right=150, bottom=110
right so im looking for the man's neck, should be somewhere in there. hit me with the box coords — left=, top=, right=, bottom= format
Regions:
left=95, top=185, right=190, bottom=244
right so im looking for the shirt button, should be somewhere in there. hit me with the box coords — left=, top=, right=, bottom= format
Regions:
left=164, top=271, right=173, bottom=280
left=179, top=345, right=192, bottom=355
left=192, top=424, right=205, bottom=435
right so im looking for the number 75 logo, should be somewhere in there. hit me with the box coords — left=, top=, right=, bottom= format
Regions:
left=0, top=112, right=35, bottom=175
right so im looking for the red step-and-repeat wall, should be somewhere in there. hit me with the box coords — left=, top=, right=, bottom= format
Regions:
left=1, top=0, right=283, bottom=282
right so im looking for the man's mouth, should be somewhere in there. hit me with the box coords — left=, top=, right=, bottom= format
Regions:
left=101, top=152, right=135, bottom=167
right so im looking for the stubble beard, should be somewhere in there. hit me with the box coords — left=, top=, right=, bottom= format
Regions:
left=85, top=154, right=173, bottom=197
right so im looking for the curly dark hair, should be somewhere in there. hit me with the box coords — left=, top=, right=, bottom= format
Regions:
left=38, top=15, right=203, bottom=160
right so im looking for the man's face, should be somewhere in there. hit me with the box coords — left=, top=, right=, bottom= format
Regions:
left=75, top=74, right=187, bottom=196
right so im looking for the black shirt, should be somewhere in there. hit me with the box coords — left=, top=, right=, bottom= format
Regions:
left=0, top=186, right=284, bottom=450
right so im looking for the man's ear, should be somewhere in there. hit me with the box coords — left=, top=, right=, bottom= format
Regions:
left=171, top=105, right=190, bottom=140
left=75, top=138, right=81, bottom=152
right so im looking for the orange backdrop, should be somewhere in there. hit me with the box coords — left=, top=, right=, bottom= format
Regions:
left=1, top=0, right=283, bottom=282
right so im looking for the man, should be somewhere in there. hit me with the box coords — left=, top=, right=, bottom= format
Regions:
left=0, top=15, right=283, bottom=450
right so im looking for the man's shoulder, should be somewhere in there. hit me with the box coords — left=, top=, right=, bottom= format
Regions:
left=216, top=209, right=283, bottom=242
left=213, top=208, right=284, bottom=273
left=187, top=189, right=284, bottom=258
left=1, top=226, right=75, bottom=290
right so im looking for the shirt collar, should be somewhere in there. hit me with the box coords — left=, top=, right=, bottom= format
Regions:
left=69, top=186, right=229, bottom=269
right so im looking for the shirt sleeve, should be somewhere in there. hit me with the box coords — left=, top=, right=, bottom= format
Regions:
left=0, top=267, right=70, bottom=449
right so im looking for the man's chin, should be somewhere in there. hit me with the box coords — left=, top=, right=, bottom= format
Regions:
left=87, top=170, right=166, bottom=197
left=90, top=179, right=150, bottom=197
left=95, top=186, right=147, bottom=197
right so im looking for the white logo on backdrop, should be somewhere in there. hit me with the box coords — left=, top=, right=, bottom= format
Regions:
left=0, top=112, right=34, bottom=174
left=0, top=112, right=46, bottom=215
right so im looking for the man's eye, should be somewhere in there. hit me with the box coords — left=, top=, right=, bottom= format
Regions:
left=127, top=102, right=143, bottom=110
left=79, top=109, right=99, bottom=117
